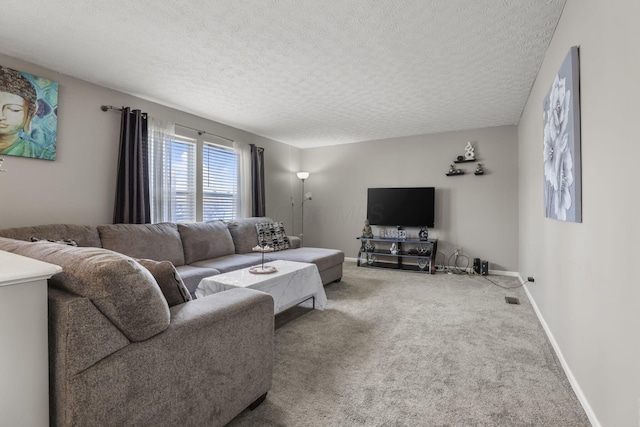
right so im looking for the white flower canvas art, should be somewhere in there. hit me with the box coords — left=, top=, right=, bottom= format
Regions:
left=543, top=46, right=581, bottom=222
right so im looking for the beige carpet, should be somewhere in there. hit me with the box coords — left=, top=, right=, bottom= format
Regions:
left=227, top=262, right=590, bottom=426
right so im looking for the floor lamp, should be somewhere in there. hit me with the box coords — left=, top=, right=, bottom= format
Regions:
left=296, top=172, right=311, bottom=246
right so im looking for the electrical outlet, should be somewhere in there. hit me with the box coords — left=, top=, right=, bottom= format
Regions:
left=527, top=276, right=535, bottom=283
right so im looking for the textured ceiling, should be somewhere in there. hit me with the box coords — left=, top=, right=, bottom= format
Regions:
left=0, top=0, right=565, bottom=148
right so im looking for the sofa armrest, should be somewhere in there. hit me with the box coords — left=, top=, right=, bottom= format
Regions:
left=54, top=288, right=274, bottom=427
left=48, top=288, right=130, bottom=376
left=288, top=235, right=301, bottom=249
left=168, top=287, right=273, bottom=329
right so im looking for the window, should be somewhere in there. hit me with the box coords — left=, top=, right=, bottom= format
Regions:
left=149, top=126, right=240, bottom=223
left=149, top=135, right=196, bottom=223
left=203, top=143, right=239, bottom=221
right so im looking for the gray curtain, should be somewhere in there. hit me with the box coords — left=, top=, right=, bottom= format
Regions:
left=250, top=144, right=265, bottom=217
left=113, top=107, right=151, bottom=224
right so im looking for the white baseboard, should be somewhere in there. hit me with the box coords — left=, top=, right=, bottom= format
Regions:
left=489, top=269, right=520, bottom=277
left=520, top=276, right=601, bottom=427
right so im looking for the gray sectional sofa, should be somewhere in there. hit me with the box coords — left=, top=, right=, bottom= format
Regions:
left=0, top=217, right=344, bottom=426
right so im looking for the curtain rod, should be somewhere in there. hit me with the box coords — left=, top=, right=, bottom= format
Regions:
left=100, top=105, right=234, bottom=143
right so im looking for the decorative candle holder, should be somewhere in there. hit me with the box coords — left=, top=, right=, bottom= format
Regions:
left=250, top=244, right=277, bottom=274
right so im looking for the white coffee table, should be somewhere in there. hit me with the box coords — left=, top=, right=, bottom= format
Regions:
left=196, top=260, right=327, bottom=314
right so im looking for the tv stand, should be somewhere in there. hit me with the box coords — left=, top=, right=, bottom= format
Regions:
left=356, top=236, right=438, bottom=274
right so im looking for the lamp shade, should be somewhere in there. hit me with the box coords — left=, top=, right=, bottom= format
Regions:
left=296, top=172, right=310, bottom=180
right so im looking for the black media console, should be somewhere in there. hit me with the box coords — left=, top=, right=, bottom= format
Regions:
left=356, top=236, right=438, bottom=274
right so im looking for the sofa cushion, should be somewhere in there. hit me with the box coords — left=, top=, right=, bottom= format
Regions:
left=137, top=259, right=192, bottom=307
left=0, top=224, right=102, bottom=247
left=190, top=253, right=265, bottom=274
left=174, top=265, right=221, bottom=298
left=178, top=221, right=235, bottom=264
left=98, top=223, right=185, bottom=266
left=227, top=217, right=272, bottom=254
left=255, top=222, right=290, bottom=251
left=0, top=237, right=170, bottom=342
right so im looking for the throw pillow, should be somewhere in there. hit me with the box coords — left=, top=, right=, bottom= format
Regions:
left=136, top=259, right=192, bottom=307
left=255, top=222, right=290, bottom=251
left=30, top=236, right=78, bottom=246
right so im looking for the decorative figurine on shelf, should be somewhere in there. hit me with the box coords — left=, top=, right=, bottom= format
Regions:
left=419, top=226, right=429, bottom=241
left=464, top=141, right=475, bottom=161
left=390, top=242, right=398, bottom=255
left=362, top=219, right=374, bottom=238
left=364, top=240, right=376, bottom=252
left=417, top=245, right=430, bottom=256
left=475, top=163, right=484, bottom=175
left=447, top=164, right=464, bottom=176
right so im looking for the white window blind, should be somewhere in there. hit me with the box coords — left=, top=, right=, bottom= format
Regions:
left=149, top=134, right=196, bottom=223
left=203, top=143, right=239, bottom=221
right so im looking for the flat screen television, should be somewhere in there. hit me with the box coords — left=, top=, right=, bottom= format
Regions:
left=367, top=187, right=435, bottom=228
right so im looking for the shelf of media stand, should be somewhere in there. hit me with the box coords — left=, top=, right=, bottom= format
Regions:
left=358, top=237, right=435, bottom=243
left=357, top=237, right=438, bottom=274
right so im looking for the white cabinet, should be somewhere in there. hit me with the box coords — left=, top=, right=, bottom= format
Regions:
left=0, top=250, right=61, bottom=427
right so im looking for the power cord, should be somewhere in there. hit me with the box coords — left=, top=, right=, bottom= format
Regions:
left=480, top=275, right=528, bottom=289
left=446, top=251, right=470, bottom=275
left=440, top=249, right=532, bottom=289
left=435, top=251, right=447, bottom=271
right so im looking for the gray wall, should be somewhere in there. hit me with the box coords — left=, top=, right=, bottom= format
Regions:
left=0, top=53, right=301, bottom=231
left=301, top=126, right=519, bottom=271
left=518, top=0, right=640, bottom=425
